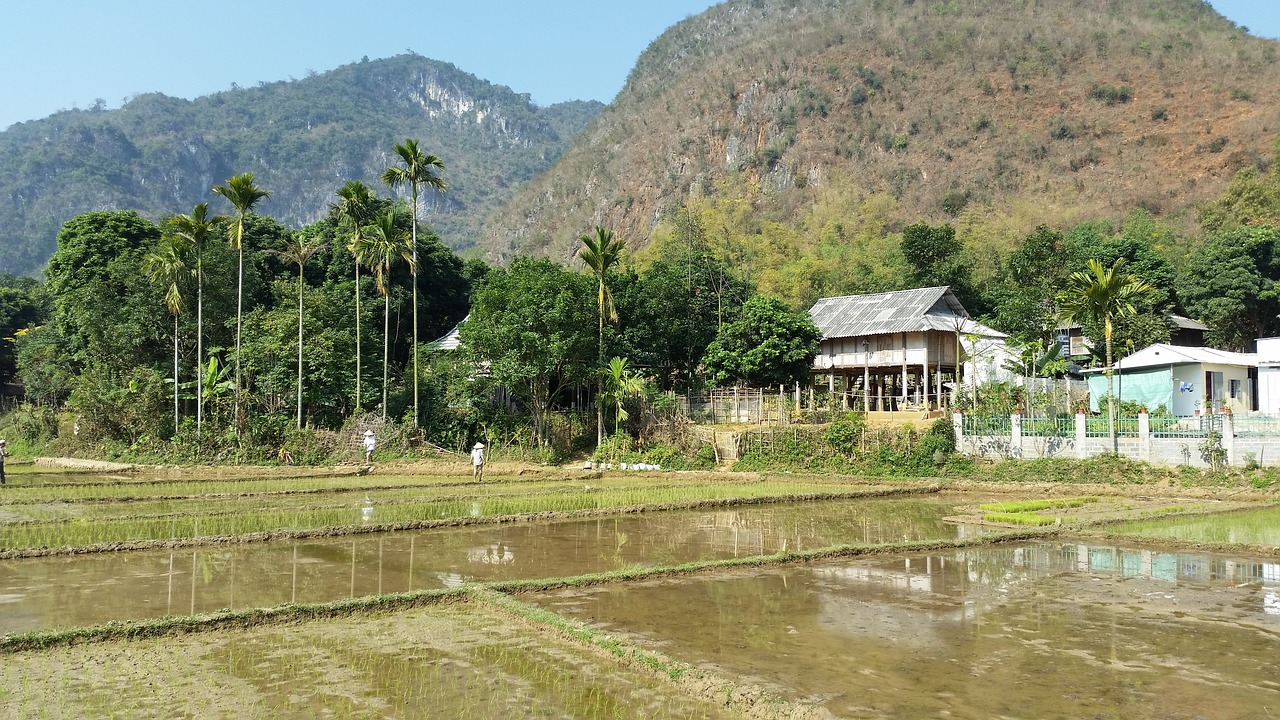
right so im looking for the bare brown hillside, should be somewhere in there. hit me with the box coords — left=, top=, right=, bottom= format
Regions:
left=480, top=0, right=1280, bottom=265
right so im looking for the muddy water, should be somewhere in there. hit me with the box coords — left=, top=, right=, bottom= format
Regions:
left=1, top=603, right=735, bottom=719
left=0, top=495, right=987, bottom=634
left=533, top=542, right=1280, bottom=719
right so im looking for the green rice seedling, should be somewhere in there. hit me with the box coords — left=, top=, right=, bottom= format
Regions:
left=983, top=512, right=1059, bottom=526
left=979, top=497, right=1099, bottom=514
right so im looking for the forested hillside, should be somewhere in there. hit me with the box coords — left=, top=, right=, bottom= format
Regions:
left=0, top=54, right=602, bottom=276
left=481, top=0, right=1280, bottom=269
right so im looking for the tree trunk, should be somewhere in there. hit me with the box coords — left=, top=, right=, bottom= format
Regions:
left=173, top=315, right=180, bottom=431
left=234, top=245, right=244, bottom=440
left=411, top=186, right=419, bottom=429
left=297, top=266, right=304, bottom=429
left=597, top=295, right=604, bottom=446
left=383, top=267, right=391, bottom=421
left=196, top=249, right=203, bottom=434
left=355, top=264, right=361, bottom=410
left=1105, top=316, right=1117, bottom=454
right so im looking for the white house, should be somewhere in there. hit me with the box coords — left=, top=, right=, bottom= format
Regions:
left=1256, top=337, right=1280, bottom=414
left=1085, top=343, right=1257, bottom=416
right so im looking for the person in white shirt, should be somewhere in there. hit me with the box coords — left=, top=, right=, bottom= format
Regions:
left=471, top=442, right=485, bottom=482
left=363, top=430, right=376, bottom=463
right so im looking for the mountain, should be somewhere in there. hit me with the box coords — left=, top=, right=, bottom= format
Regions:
left=0, top=54, right=603, bottom=276
left=479, top=0, right=1280, bottom=265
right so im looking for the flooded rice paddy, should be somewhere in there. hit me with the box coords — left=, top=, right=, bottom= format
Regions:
left=1106, top=504, right=1280, bottom=546
left=0, top=495, right=989, bottom=634
left=3, top=468, right=1279, bottom=718
left=531, top=541, right=1280, bottom=719
left=0, top=601, right=735, bottom=719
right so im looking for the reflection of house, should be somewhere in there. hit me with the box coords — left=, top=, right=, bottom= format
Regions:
left=1084, top=343, right=1257, bottom=415
left=808, top=287, right=1008, bottom=411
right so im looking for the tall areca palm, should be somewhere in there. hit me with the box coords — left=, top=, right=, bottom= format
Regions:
left=331, top=181, right=377, bottom=411
left=274, top=234, right=327, bottom=428
left=167, top=202, right=225, bottom=433
left=142, top=234, right=192, bottom=430
left=578, top=226, right=626, bottom=445
left=212, top=173, right=271, bottom=437
left=381, top=139, right=447, bottom=428
left=1059, top=258, right=1156, bottom=453
left=357, top=211, right=416, bottom=420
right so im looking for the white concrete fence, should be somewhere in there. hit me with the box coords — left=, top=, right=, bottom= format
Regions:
left=954, top=412, right=1280, bottom=468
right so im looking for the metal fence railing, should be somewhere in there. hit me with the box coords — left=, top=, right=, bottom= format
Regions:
left=1019, top=416, right=1075, bottom=437
left=1149, top=415, right=1220, bottom=439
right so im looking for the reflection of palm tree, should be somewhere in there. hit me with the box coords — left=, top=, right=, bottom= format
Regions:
left=142, top=234, right=192, bottom=430
left=274, top=234, right=326, bottom=428
left=381, top=140, right=447, bottom=427
left=331, top=181, right=377, bottom=410
left=1059, top=258, right=1156, bottom=453
left=579, top=227, right=626, bottom=445
left=167, top=202, right=225, bottom=433
left=212, top=173, right=271, bottom=437
left=357, top=212, right=416, bottom=419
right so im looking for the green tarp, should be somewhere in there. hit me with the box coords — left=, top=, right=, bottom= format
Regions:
left=1086, top=367, right=1172, bottom=413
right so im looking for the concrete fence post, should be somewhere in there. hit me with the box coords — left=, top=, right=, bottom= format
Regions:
left=1138, top=411, right=1151, bottom=462
left=953, top=412, right=963, bottom=452
left=1222, top=413, right=1235, bottom=467
left=1075, top=411, right=1087, bottom=459
left=1011, top=412, right=1023, bottom=458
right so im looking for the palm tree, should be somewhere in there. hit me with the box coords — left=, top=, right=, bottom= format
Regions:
left=167, top=202, right=225, bottom=433
left=578, top=226, right=627, bottom=445
left=212, top=173, right=271, bottom=437
left=331, top=181, right=377, bottom=411
left=142, top=234, right=192, bottom=431
left=602, top=357, right=645, bottom=436
left=1059, top=258, right=1156, bottom=453
left=274, top=233, right=327, bottom=428
left=357, top=211, right=416, bottom=419
left=381, top=139, right=447, bottom=428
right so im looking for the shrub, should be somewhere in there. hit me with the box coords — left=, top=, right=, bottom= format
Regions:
left=1089, top=83, right=1132, bottom=105
left=1049, top=116, right=1073, bottom=140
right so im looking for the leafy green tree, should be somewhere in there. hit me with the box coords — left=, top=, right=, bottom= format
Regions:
left=1178, top=225, right=1280, bottom=350
left=703, top=295, right=822, bottom=387
left=578, top=226, right=626, bottom=445
left=14, top=325, right=74, bottom=405
left=212, top=173, right=272, bottom=435
left=274, top=233, right=326, bottom=428
left=44, top=211, right=165, bottom=368
left=167, top=203, right=225, bottom=432
left=0, top=275, right=48, bottom=388
left=381, top=139, right=447, bottom=427
left=1058, top=258, right=1157, bottom=453
left=357, top=211, right=415, bottom=419
left=1199, top=137, right=1280, bottom=234
left=330, top=181, right=378, bottom=410
left=142, top=234, right=192, bottom=431
left=900, top=222, right=977, bottom=309
left=982, top=226, right=1078, bottom=345
left=613, top=252, right=751, bottom=389
left=460, top=258, right=596, bottom=444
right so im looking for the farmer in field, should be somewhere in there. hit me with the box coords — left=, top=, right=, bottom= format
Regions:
left=363, top=429, right=376, bottom=463
left=0, top=439, right=7, bottom=486
left=471, top=441, right=485, bottom=482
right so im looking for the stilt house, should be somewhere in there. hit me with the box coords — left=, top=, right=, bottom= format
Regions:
left=808, top=286, right=1007, bottom=412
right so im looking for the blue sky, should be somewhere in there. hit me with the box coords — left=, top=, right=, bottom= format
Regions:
left=1, top=1, right=1274, bottom=130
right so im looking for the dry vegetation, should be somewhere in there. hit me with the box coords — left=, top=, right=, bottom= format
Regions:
left=482, top=0, right=1280, bottom=276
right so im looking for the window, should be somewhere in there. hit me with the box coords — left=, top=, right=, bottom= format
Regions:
left=1229, top=379, right=1239, bottom=399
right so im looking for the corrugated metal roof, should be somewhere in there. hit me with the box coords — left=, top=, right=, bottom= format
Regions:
left=1085, top=342, right=1257, bottom=371
left=428, top=315, right=467, bottom=351
left=808, top=286, right=1003, bottom=339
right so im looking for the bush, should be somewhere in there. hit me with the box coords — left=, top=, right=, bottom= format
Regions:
left=1089, top=83, right=1132, bottom=105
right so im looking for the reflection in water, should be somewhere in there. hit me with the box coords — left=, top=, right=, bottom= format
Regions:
left=0, top=495, right=984, bottom=634
left=535, top=541, right=1280, bottom=719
